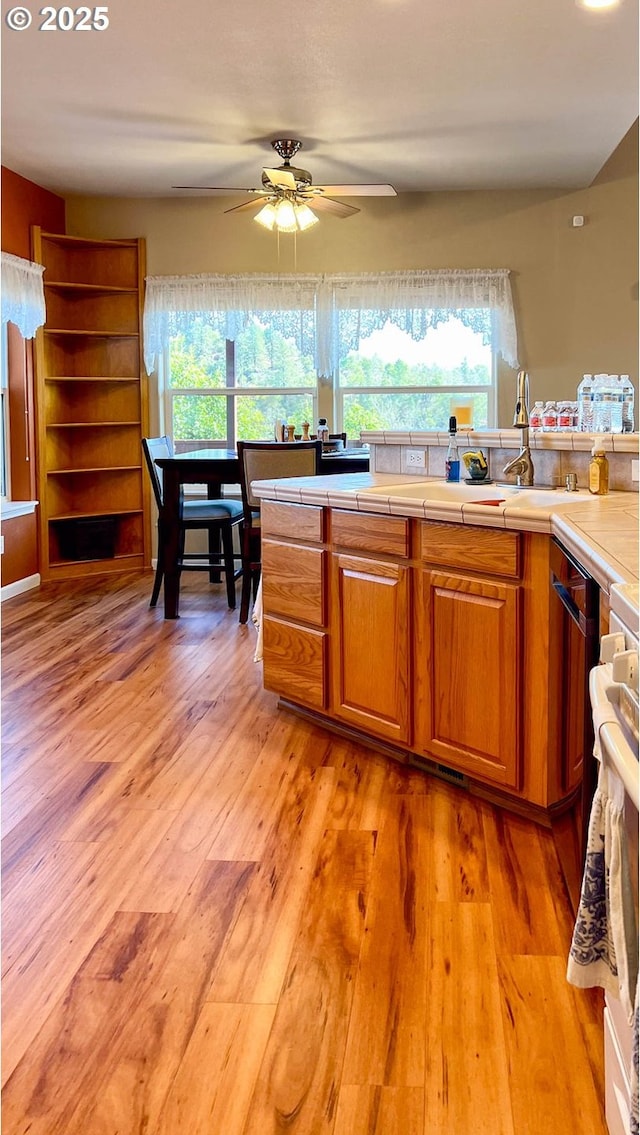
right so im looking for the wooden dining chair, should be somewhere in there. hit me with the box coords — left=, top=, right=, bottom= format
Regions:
left=236, top=440, right=323, bottom=624
left=142, top=436, right=243, bottom=609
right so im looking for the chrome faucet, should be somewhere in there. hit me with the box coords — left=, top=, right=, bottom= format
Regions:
left=502, top=369, right=535, bottom=487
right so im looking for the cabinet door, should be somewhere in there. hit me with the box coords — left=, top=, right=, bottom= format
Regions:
left=415, top=568, right=521, bottom=788
left=331, top=553, right=411, bottom=745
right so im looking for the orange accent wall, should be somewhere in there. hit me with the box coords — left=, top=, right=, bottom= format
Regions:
left=2, top=167, right=65, bottom=588
left=1, top=166, right=65, bottom=257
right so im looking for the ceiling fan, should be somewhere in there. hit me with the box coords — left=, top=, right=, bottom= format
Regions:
left=173, top=139, right=397, bottom=231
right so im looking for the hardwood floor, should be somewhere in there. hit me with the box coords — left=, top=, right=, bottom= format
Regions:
left=1, top=571, right=606, bottom=1134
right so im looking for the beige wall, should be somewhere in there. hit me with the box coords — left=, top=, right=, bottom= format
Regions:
left=65, top=124, right=638, bottom=428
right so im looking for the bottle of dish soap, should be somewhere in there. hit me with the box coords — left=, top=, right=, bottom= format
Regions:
left=588, top=441, right=609, bottom=495
left=445, top=416, right=460, bottom=482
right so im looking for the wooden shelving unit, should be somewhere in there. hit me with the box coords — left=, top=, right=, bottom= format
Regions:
left=31, top=229, right=150, bottom=580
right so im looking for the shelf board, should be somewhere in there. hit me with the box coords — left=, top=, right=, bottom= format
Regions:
left=48, top=552, right=144, bottom=570
left=44, top=328, right=139, bottom=338
left=47, top=421, right=141, bottom=428
left=47, top=465, right=141, bottom=475
left=42, top=329, right=140, bottom=335
left=49, top=509, right=143, bottom=522
left=41, top=233, right=138, bottom=249
left=45, top=375, right=140, bottom=382
left=45, top=281, right=138, bottom=294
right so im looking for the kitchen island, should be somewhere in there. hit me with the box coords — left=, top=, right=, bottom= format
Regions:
left=251, top=469, right=638, bottom=828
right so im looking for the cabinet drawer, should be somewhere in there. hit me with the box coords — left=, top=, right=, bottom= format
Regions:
left=419, top=521, right=520, bottom=578
left=330, top=509, right=409, bottom=558
left=261, top=500, right=324, bottom=543
left=262, top=540, right=325, bottom=626
left=263, top=617, right=327, bottom=710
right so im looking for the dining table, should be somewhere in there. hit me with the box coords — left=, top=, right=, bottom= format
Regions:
left=154, top=445, right=370, bottom=618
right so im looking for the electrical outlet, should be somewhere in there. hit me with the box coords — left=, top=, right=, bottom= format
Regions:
left=406, top=449, right=426, bottom=469
left=632, top=459, right=639, bottom=483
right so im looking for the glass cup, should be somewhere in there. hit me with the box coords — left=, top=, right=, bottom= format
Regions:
left=450, top=398, right=474, bottom=430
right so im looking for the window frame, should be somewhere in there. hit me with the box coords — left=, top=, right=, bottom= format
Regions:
left=1, top=321, right=11, bottom=502
left=163, top=309, right=501, bottom=444
left=162, top=339, right=318, bottom=448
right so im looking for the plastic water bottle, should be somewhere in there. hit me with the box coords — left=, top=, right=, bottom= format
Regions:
left=541, top=401, right=558, bottom=431
left=529, top=401, right=544, bottom=431
left=609, top=375, right=623, bottom=434
left=577, top=374, right=593, bottom=432
left=591, top=374, right=610, bottom=433
left=620, top=374, right=635, bottom=432
left=557, top=401, right=573, bottom=431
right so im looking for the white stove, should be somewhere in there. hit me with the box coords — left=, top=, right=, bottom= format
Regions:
left=594, top=581, right=639, bottom=1135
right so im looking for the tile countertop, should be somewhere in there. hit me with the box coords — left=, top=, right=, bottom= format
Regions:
left=252, top=471, right=639, bottom=598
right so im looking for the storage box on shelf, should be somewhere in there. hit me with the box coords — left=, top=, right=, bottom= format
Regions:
left=31, top=229, right=150, bottom=580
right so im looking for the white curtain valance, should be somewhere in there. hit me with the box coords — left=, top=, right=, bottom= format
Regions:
left=1, top=252, right=46, bottom=339
left=143, top=268, right=519, bottom=377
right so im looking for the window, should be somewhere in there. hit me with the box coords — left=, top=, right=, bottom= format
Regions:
left=148, top=269, right=518, bottom=446
left=337, top=313, right=495, bottom=435
left=1, top=322, right=9, bottom=500
left=0, top=252, right=46, bottom=502
left=166, top=315, right=316, bottom=448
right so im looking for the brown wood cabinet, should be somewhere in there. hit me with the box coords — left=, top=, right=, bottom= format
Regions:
left=31, top=229, right=149, bottom=580
left=261, top=501, right=329, bottom=711
left=414, top=567, right=521, bottom=788
left=414, top=520, right=523, bottom=789
left=260, top=501, right=566, bottom=816
left=331, top=552, right=411, bottom=745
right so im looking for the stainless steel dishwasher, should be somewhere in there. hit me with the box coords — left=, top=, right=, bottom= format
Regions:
left=549, top=536, right=601, bottom=910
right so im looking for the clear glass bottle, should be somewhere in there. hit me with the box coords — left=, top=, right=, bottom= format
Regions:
left=620, top=374, right=635, bottom=433
left=577, top=373, right=593, bottom=432
left=588, top=442, right=609, bottom=495
left=445, top=416, right=460, bottom=482
left=541, top=401, right=558, bottom=431
left=529, top=400, right=544, bottom=431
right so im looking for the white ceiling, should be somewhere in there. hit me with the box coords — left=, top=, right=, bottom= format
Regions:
left=1, top=0, right=638, bottom=199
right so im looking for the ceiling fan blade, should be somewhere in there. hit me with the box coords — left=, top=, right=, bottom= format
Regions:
left=223, top=198, right=269, bottom=215
left=172, top=186, right=263, bottom=194
left=263, top=167, right=297, bottom=191
left=309, top=196, right=360, bottom=219
left=313, top=184, right=397, bottom=197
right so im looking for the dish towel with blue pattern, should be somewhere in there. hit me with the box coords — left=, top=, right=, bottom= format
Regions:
left=567, top=740, right=639, bottom=1133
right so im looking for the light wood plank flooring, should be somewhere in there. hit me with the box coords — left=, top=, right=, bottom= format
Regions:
left=1, top=571, right=606, bottom=1134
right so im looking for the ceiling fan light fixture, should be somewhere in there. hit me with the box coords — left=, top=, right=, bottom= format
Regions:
left=274, top=198, right=298, bottom=232
left=294, top=202, right=319, bottom=231
left=254, top=201, right=277, bottom=230
left=576, top=0, right=619, bottom=8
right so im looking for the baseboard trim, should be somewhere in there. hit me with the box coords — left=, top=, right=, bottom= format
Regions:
left=1, top=573, right=41, bottom=601
left=277, top=696, right=552, bottom=828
